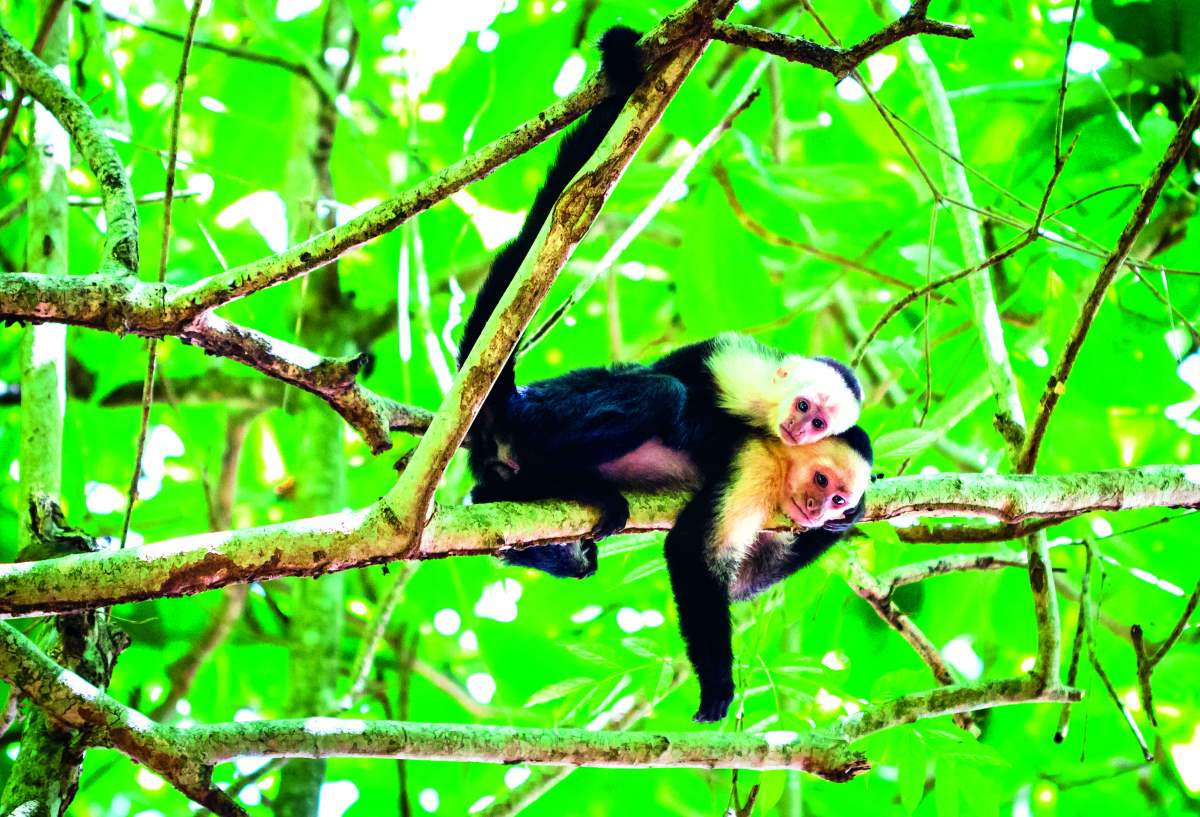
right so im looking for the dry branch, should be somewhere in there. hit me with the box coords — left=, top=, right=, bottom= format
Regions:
left=709, top=3, right=971, bottom=81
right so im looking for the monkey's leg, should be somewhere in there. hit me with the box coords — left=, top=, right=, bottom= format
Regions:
left=665, top=489, right=736, bottom=723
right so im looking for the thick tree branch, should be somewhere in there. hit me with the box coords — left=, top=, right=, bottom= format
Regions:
left=0, top=24, right=138, bottom=274
left=0, top=465, right=1194, bottom=617
left=0, top=621, right=243, bottom=816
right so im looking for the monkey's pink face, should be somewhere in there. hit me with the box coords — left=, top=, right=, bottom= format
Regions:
left=780, top=439, right=869, bottom=529
left=771, top=361, right=861, bottom=447
left=778, top=395, right=834, bottom=446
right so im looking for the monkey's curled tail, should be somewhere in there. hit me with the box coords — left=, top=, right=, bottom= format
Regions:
left=457, top=26, right=644, bottom=417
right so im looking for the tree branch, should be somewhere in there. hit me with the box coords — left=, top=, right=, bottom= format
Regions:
left=709, top=3, right=972, bottom=81
left=0, top=464, right=1194, bottom=617
left=0, top=24, right=138, bottom=274
left=1019, top=88, right=1200, bottom=473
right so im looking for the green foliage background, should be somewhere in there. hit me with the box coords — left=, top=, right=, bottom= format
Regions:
left=0, top=0, right=1198, bottom=815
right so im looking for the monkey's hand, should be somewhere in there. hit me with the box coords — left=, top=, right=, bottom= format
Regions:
left=692, top=680, right=735, bottom=723
left=589, top=492, right=630, bottom=540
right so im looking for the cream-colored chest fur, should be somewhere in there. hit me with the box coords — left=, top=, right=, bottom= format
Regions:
left=711, top=438, right=786, bottom=572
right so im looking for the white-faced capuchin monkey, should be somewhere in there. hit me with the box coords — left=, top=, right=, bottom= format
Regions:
left=454, top=24, right=873, bottom=722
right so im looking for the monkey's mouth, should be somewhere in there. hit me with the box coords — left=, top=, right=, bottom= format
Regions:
left=779, top=424, right=801, bottom=445
left=786, top=497, right=816, bottom=528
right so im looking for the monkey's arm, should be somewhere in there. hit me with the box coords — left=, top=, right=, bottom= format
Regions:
left=664, top=484, right=737, bottom=723
left=728, top=528, right=844, bottom=602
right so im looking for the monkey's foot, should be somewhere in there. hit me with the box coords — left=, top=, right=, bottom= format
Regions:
left=589, top=495, right=630, bottom=540
left=692, top=683, right=735, bottom=723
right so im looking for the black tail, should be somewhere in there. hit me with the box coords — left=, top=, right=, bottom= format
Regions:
left=457, top=26, right=644, bottom=406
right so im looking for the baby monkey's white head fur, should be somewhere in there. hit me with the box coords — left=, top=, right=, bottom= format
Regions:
left=709, top=334, right=862, bottom=446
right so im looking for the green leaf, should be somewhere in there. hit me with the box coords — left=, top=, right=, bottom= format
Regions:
left=755, top=770, right=788, bottom=813
left=873, top=427, right=942, bottom=461
left=523, top=677, right=594, bottom=708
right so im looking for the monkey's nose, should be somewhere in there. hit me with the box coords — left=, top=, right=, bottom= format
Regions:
left=805, top=496, right=818, bottom=511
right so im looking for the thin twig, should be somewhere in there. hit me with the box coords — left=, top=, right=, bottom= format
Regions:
left=118, top=0, right=202, bottom=548
left=1019, top=89, right=1200, bottom=472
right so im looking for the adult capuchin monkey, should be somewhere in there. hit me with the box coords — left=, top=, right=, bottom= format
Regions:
left=455, top=25, right=872, bottom=720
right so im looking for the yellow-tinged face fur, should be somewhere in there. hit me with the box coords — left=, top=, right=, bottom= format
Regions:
left=778, top=436, right=870, bottom=529
left=712, top=436, right=870, bottom=568
left=771, top=357, right=860, bottom=446
left=709, top=335, right=861, bottom=447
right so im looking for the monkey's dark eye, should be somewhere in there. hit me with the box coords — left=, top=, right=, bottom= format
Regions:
left=832, top=495, right=846, bottom=506
left=812, top=418, right=825, bottom=430
left=797, top=399, right=809, bottom=413
left=814, top=472, right=828, bottom=488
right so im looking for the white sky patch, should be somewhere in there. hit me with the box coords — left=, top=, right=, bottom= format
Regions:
left=7, top=460, right=16, bottom=482
left=1029, top=346, right=1050, bottom=367
left=235, top=756, right=270, bottom=775
left=567, top=604, right=604, bottom=624
left=1048, top=5, right=1083, bottom=23
left=616, top=607, right=643, bottom=633
left=763, top=730, right=799, bottom=747
left=1129, top=567, right=1186, bottom=597
left=466, top=672, right=497, bottom=704
left=920, top=465, right=940, bottom=476
left=216, top=190, right=289, bottom=253
left=1182, top=464, right=1200, bottom=484
left=477, top=29, right=499, bottom=52
left=817, top=111, right=833, bottom=127
left=942, top=635, right=984, bottom=680
left=822, top=650, right=847, bottom=671
left=323, top=47, right=349, bottom=68
left=553, top=54, right=587, bottom=97
left=1067, top=42, right=1109, bottom=74
left=348, top=599, right=369, bottom=617
left=85, top=481, right=125, bottom=515
left=641, top=609, right=664, bottom=628
left=1172, top=725, right=1200, bottom=791
left=419, top=788, right=440, bottom=812
left=504, top=766, right=531, bottom=788
left=888, top=0, right=911, bottom=12
left=276, top=0, right=321, bottom=21
left=815, top=688, right=843, bottom=713
left=136, top=768, right=165, bottom=791
left=738, top=0, right=761, bottom=10
left=450, top=190, right=524, bottom=250
left=187, top=171, right=215, bottom=204
left=199, top=96, right=227, bottom=114
left=475, top=578, right=521, bottom=622
left=318, top=781, right=359, bottom=817
left=459, top=629, right=479, bottom=651
left=468, top=796, right=497, bottom=814
left=418, top=102, right=446, bottom=121
left=835, top=77, right=866, bottom=102
left=234, top=707, right=262, bottom=722
left=434, top=608, right=461, bottom=635
left=392, top=0, right=503, bottom=96
left=1179, top=354, right=1200, bottom=391
left=175, top=699, right=191, bottom=717
left=139, top=82, right=169, bottom=107
left=259, top=424, right=287, bottom=483
left=865, top=53, right=898, bottom=90
left=1090, top=518, right=1113, bottom=538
